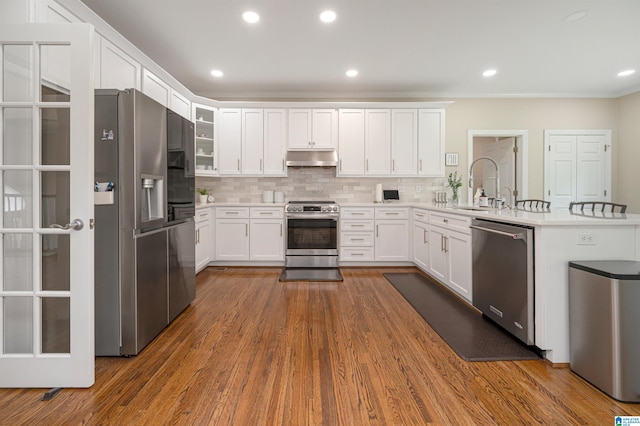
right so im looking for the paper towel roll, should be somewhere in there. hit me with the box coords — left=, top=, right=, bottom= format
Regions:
left=375, top=184, right=383, bottom=203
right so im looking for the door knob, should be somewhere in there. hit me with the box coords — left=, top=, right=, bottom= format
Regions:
left=49, top=218, right=84, bottom=231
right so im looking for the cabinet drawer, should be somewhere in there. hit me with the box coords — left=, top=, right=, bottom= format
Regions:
left=375, top=207, right=409, bottom=219
left=428, top=212, right=471, bottom=234
left=340, top=247, right=374, bottom=261
left=340, top=220, right=374, bottom=232
left=340, top=231, right=374, bottom=247
left=413, top=208, right=428, bottom=223
left=340, top=207, right=374, bottom=219
left=250, top=207, right=284, bottom=219
left=195, top=208, right=210, bottom=223
left=216, top=207, right=250, bottom=218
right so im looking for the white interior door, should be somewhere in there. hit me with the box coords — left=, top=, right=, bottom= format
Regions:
left=0, top=24, right=94, bottom=388
left=482, top=137, right=515, bottom=199
left=576, top=134, right=608, bottom=202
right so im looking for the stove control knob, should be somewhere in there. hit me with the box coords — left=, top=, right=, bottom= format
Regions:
left=332, top=206, right=338, bottom=212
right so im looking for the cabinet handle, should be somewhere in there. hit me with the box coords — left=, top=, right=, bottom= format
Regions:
left=376, top=224, right=379, bottom=237
left=440, top=235, right=444, bottom=252
left=419, top=159, right=422, bottom=171
left=237, top=159, right=240, bottom=171
left=352, top=224, right=364, bottom=227
left=245, top=224, right=248, bottom=236
left=424, top=229, right=427, bottom=244
left=351, top=238, right=364, bottom=241
left=386, top=212, right=399, bottom=215
left=340, top=159, right=342, bottom=171
left=196, top=229, right=199, bottom=244
left=392, top=159, right=395, bottom=171
left=443, top=218, right=448, bottom=224
left=260, top=159, right=263, bottom=171
left=227, top=211, right=239, bottom=215
left=366, top=159, right=369, bottom=172
left=280, top=224, right=283, bottom=236
left=282, top=159, right=285, bottom=171
left=444, top=236, right=448, bottom=253
left=352, top=253, right=364, bottom=256
left=352, top=212, right=364, bottom=215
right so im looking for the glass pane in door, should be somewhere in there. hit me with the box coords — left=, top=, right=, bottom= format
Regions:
left=3, top=108, right=33, bottom=165
left=2, top=170, right=32, bottom=228
left=41, top=108, right=70, bottom=165
left=3, top=297, right=33, bottom=354
left=2, top=233, right=33, bottom=291
left=41, top=297, right=70, bottom=353
left=41, top=171, right=69, bottom=228
left=42, top=234, right=69, bottom=291
left=40, top=45, right=71, bottom=102
left=2, top=45, right=33, bottom=102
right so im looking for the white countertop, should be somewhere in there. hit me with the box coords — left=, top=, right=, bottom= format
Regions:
left=197, top=201, right=640, bottom=226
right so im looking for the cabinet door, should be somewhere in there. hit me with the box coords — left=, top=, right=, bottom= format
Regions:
left=250, top=219, right=284, bottom=261
left=375, top=220, right=409, bottom=261
left=391, top=109, right=417, bottom=175
left=338, top=109, right=365, bottom=175
left=365, top=109, right=391, bottom=175
left=447, top=230, right=472, bottom=302
left=412, top=222, right=429, bottom=270
left=264, top=109, right=287, bottom=176
left=170, top=90, right=190, bottom=119
left=142, top=69, right=170, bottom=107
left=312, top=109, right=338, bottom=149
left=195, top=221, right=210, bottom=272
left=288, top=109, right=312, bottom=149
left=215, top=219, right=249, bottom=260
left=194, top=105, right=216, bottom=175
left=241, top=109, right=264, bottom=175
left=428, top=225, right=448, bottom=283
left=218, top=109, right=242, bottom=175
left=100, top=38, right=141, bottom=90
left=418, top=109, right=445, bottom=177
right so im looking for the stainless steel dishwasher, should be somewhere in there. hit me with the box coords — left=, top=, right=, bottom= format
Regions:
left=470, top=218, right=534, bottom=345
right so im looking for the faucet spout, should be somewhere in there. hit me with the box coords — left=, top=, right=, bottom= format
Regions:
left=468, top=156, right=501, bottom=201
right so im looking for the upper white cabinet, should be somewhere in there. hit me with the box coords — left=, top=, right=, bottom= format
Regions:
left=193, top=104, right=217, bottom=175
left=288, top=109, right=337, bottom=150
left=391, top=109, right=418, bottom=175
left=170, top=90, right=190, bottom=120
left=338, top=109, right=365, bottom=175
left=263, top=109, right=287, bottom=176
left=142, top=69, right=170, bottom=107
left=218, top=108, right=242, bottom=175
left=365, top=109, right=391, bottom=175
left=99, top=38, right=141, bottom=90
left=218, top=108, right=287, bottom=176
left=418, top=109, right=446, bottom=177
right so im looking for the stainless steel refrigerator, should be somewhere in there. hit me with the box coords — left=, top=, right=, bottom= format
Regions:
left=94, top=89, right=195, bottom=356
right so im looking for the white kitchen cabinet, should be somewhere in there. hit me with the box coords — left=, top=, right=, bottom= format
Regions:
left=99, top=38, right=141, bottom=90
left=288, top=109, right=337, bottom=150
left=412, top=209, right=429, bottom=271
left=418, top=109, right=445, bottom=177
left=427, top=211, right=472, bottom=302
left=337, top=109, right=365, bottom=176
left=391, top=109, right=418, bottom=175
left=195, top=208, right=211, bottom=272
left=365, top=109, right=391, bottom=175
left=193, top=104, right=217, bottom=175
left=170, top=89, right=190, bottom=120
left=375, top=207, right=410, bottom=261
left=242, top=109, right=264, bottom=175
left=250, top=217, right=284, bottom=261
left=263, top=109, right=287, bottom=176
left=142, top=68, right=170, bottom=107
left=215, top=219, right=250, bottom=260
left=218, top=108, right=242, bottom=175
left=340, top=207, right=375, bottom=262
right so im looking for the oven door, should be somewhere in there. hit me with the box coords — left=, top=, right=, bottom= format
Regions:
left=286, top=215, right=338, bottom=256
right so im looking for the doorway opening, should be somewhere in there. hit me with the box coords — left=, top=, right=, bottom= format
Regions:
left=467, top=130, right=528, bottom=206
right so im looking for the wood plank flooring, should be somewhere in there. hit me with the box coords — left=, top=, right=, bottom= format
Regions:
left=1, top=267, right=639, bottom=425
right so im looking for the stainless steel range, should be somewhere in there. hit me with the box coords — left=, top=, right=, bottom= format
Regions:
left=284, top=201, right=339, bottom=268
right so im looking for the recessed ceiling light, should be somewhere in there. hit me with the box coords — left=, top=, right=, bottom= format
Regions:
left=346, top=69, right=358, bottom=77
left=563, top=10, right=588, bottom=23
left=482, top=69, right=497, bottom=77
left=618, top=69, right=636, bottom=77
left=211, top=70, right=224, bottom=77
left=320, top=10, right=337, bottom=23
left=242, top=11, right=260, bottom=23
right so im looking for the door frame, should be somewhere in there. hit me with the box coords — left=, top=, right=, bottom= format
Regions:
left=467, top=130, right=529, bottom=204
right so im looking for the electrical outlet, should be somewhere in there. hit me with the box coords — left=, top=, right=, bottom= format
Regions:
left=577, top=233, right=596, bottom=245
left=398, top=186, right=405, bottom=193
left=415, top=186, right=421, bottom=193
left=342, top=185, right=348, bottom=193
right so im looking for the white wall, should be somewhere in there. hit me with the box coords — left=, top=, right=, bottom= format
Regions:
left=617, top=92, right=640, bottom=212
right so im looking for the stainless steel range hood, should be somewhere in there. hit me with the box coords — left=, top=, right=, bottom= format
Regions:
left=285, top=150, right=338, bottom=167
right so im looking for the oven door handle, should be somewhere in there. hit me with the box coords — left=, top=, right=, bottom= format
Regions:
left=286, top=214, right=339, bottom=220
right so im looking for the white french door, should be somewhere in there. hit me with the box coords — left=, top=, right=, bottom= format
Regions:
left=0, top=24, right=94, bottom=387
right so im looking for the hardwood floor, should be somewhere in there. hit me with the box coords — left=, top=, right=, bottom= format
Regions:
left=1, top=267, right=639, bottom=425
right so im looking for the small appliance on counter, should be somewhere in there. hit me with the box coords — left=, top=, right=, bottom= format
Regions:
left=383, top=189, right=400, bottom=202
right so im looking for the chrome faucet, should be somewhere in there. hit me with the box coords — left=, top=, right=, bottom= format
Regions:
left=501, top=186, right=513, bottom=209
left=468, top=156, right=501, bottom=206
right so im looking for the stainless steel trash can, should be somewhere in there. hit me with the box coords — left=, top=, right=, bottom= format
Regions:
left=569, top=260, right=640, bottom=402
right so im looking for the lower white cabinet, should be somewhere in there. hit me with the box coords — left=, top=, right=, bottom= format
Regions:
left=427, top=211, right=472, bottom=302
left=375, top=220, right=409, bottom=261
left=250, top=219, right=284, bottom=261
left=412, top=209, right=429, bottom=271
left=195, top=208, right=211, bottom=272
left=215, top=219, right=250, bottom=261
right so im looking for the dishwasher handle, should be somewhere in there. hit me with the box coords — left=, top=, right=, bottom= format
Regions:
left=470, top=224, right=526, bottom=241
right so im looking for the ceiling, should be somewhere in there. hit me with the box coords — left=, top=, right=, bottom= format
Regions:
left=79, top=0, right=640, bottom=100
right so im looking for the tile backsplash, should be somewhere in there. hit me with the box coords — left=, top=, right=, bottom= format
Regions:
left=196, top=167, right=447, bottom=204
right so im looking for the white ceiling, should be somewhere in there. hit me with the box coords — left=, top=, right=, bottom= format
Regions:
left=79, top=0, right=640, bottom=100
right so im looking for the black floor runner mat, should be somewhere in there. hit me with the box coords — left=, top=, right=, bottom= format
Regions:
left=384, top=272, right=540, bottom=362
